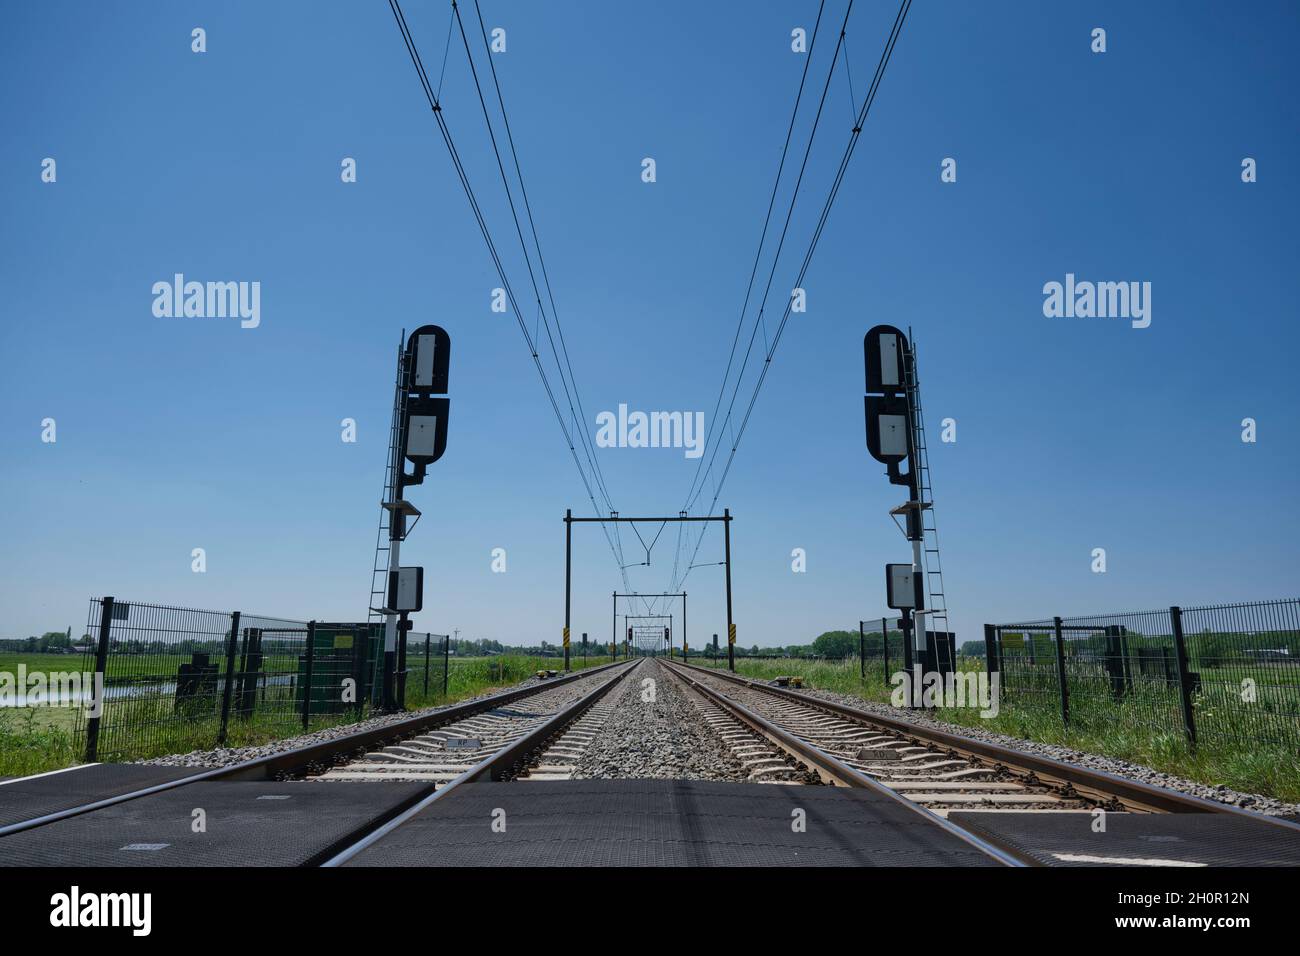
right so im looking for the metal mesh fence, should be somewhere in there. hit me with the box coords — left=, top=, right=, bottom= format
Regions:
left=73, top=599, right=377, bottom=762
left=225, top=615, right=311, bottom=741
left=402, top=633, right=451, bottom=710
left=994, top=610, right=1186, bottom=740
left=859, top=620, right=909, bottom=691
left=1179, top=599, right=1300, bottom=747
left=67, top=599, right=629, bottom=763
left=990, top=599, right=1300, bottom=751
left=74, top=599, right=240, bottom=761
left=990, top=622, right=1064, bottom=718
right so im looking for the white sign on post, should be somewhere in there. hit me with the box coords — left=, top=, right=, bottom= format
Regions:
left=886, top=563, right=916, bottom=610
left=389, top=566, right=424, bottom=613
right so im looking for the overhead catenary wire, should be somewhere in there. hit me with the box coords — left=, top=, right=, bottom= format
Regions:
left=662, top=0, right=833, bottom=615
left=671, top=0, right=856, bottom=590
left=684, top=2, right=854, bottom=520
left=451, top=0, right=633, bottom=586
left=387, top=0, right=630, bottom=585
left=455, top=0, right=620, bottom=524
left=669, top=0, right=913, bottom=595
left=455, top=0, right=633, bottom=587
left=681, top=0, right=829, bottom=515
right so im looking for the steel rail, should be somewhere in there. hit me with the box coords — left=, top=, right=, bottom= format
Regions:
left=658, top=660, right=1030, bottom=867
left=673, top=660, right=1300, bottom=831
left=317, top=659, right=643, bottom=866
left=0, top=659, right=631, bottom=840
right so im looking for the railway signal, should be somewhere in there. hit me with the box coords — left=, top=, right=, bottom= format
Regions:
left=865, top=325, right=931, bottom=700
left=399, top=326, right=450, bottom=495
left=378, top=325, right=451, bottom=711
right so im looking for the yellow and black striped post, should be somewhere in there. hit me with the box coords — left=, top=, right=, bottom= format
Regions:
left=724, top=508, right=735, bottom=671
left=563, top=508, right=572, bottom=672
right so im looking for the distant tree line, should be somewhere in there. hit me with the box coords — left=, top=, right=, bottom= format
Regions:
left=683, top=628, right=910, bottom=660
left=0, top=631, right=85, bottom=653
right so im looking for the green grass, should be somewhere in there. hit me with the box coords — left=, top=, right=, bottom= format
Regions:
left=693, top=656, right=1300, bottom=803
left=2, top=651, right=94, bottom=675
left=0, top=708, right=79, bottom=777
left=404, top=654, right=613, bottom=710
left=0, top=653, right=615, bottom=778
left=1, top=654, right=87, bottom=775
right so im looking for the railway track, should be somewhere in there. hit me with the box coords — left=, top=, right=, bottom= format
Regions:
left=662, top=660, right=1084, bottom=812
left=646, top=659, right=1300, bottom=866
left=310, top=670, right=625, bottom=785
left=0, top=660, right=637, bottom=846
left=662, top=659, right=1300, bottom=821
left=322, top=656, right=1027, bottom=867
left=4, top=655, right=1298, bottom=867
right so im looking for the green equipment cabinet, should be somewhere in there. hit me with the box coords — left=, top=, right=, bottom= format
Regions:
left=296, top=623, right=383, bottom=715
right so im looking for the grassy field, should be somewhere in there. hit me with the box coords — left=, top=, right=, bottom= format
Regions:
left=0, top=650, right=305, bottom=681
left=692, top=656, right=1300, bottom=803
left=0, top=653, right=613, bottom=778
left=403, top=654, right=613, bottom=709
left=2, top=651, right=93, bottom=674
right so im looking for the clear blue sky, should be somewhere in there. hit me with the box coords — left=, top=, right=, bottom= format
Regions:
left=2, top=1, right=1297, bottom=648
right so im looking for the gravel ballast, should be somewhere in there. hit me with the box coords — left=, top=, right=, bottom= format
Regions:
left=570, top=660, right=748, bottom=781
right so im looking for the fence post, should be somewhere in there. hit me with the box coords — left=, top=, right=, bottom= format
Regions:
left=1120, top=627, right=1133, bottom=692
left=353, top=629, right=368, bottom=719
left=216, top=612, right=241, bottom=746
left=983, top=624, right=998, bottom=682
left=239, top=628, right=263, bottom=719
left=881, top=617, right=889, bottom=686
left=1103, top=625, right=1121, bottom=698
left=859, top=621, right=865, bottom=680
left=1170, top=606, right=1197, bottom=749
left=443, top=634, right=450, bottom=697
left=1053, top=616, right=1069, bottom=727
left=84, top=596, right=115, bottom=762
left=396, top=626, right=408, bottom=709
left=423, top=634, right=431, bottom=698
left=301, top=621, right=316, bottom=731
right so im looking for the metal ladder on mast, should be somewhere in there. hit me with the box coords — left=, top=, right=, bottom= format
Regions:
left=905, top=335, right=950, bottom=645
left=366, top=337, right=408, bottom=631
